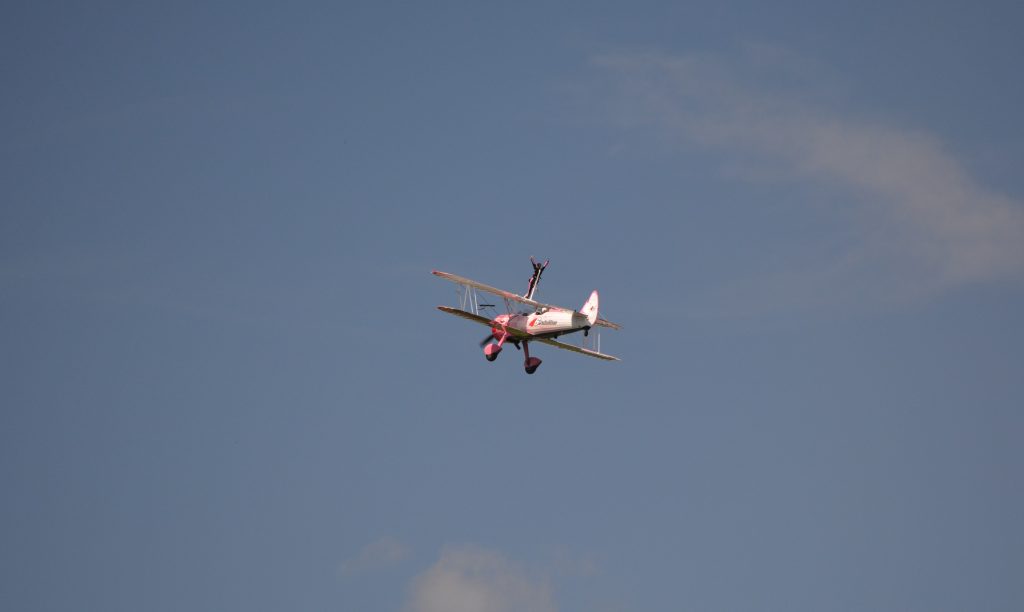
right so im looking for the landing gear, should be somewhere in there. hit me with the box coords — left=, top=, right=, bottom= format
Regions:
left=483, top=331, right=509, bottom=362
left=482, top=334, right=542, bottom=374
left=523, top=342, right=542, bottom=375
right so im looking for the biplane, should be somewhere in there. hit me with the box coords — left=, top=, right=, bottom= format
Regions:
left=433, top=258, right=621, bottom=374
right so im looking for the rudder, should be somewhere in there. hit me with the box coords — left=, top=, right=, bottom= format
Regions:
left=580, top=290, right=599, bottom=326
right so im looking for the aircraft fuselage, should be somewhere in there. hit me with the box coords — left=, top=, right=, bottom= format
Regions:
left=490, top=310, right=589, bottom=340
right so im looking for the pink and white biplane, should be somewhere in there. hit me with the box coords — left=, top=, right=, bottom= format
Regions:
left=433, top=258, right=621, bottom=374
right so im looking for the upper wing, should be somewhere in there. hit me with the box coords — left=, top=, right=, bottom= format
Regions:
left=533, top=336, right=621, bottom=361
left=432, top=270, right=561, bottom=312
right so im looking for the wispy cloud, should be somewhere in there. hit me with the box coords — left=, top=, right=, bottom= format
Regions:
left=595, top=46, right=1024, bottom=310
left=406, top=545, right=557, bottom=612
left=339, top=536, right=410, bottom=576
left=545, top=545, right=601, bottom=578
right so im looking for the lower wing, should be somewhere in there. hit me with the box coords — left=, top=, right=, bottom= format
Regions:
left=436, top=305, right=493, bottom=327
left=436, top=306, right=619, bottom=361
left=533, top=336, right=620, bottom=361
left=435, top=306, right=528, bottom=339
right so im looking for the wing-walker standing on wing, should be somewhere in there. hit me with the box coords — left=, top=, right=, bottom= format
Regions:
left=525, top=256, right=547, bottom=300
left=433, top=257, right=621, bottom=374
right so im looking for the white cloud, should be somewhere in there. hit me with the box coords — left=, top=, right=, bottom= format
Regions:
left=595, top=47, right=1024, bottom=309
left=406, top=545, right=557, bottom=612
left=339, top=536, right=410, bottom=576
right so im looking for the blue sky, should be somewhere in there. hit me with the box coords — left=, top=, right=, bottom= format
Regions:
left=3, top=2, right=1023, bottom=611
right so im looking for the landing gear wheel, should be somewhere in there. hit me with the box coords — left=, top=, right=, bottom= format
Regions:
left=524, top=356, right=542, bottom=374
left=484, top=343, right=503, bottom=362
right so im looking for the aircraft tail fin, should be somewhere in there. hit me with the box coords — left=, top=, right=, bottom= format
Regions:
left=580, top=290, right=599, bottom=326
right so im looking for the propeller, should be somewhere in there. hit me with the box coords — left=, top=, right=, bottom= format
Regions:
left=479, top=333, right=494, bottom=347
